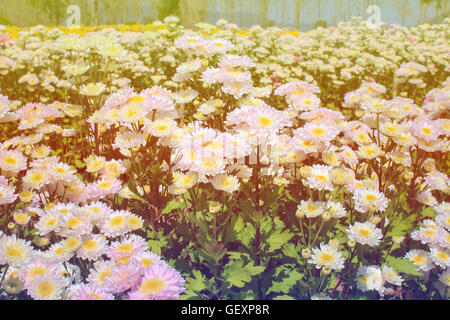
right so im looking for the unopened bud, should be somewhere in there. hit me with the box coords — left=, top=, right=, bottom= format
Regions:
left=403, top=171, right=413, bottom=180
left=299, top=166, right=311, bottom=178
left=301, top=248, right=311, bottom=259
left=328, top=239, right=339, bottom=248
left=347, top=240, right=356, bottom=248
left=322, top=266, right=332, bottom=275
left=422, top=158, right=435, bottom=172
left=369, top=215, right=382, bottom=225
left=322, top=212, right=331, bottom=222
left=209, top=201, right=222, bottom=214
left=296, top=208, right=305, bottom=219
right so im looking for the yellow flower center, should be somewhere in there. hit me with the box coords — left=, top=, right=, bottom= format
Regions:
left=139, top=278, right=166, bottom=295
left=359, top=229, right=370, bottom=237
left=311, top=128, right=325, bottom=137
left=37, top=281, right=55, bottom=297
left=259, top=116, right=272, bottom=127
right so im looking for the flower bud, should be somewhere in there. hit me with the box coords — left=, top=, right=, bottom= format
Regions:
left=393, top=236, right=405, bottom=244
left=328, top=239, right=339, bottom=249
left=322, top=212, right=331, bottom=222
left=369, top=214, right=382, bottom=225
left=322, top=266, right=332, bottom=275
left=19, top=190, right=34, bottom=203
left=403, top=171, right=413, bottom=181
left=299, top=166, right=311, bottom=178
left=301, top=248, right=311, bottom=259
left=296, top=208, right=305, bottom=219
left=209, top=201, right=222, bottom=214
left=347, top=240, right=356, bottom=248
left=2, top=276, right=24, bottom=295
left=422, top=158, right=435, bottom=172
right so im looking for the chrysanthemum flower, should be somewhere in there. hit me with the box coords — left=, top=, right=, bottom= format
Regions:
left=80, top=82, right=106, bottom=96
left=100, top=210, right=132, bottom=238
left=211, top=174, right=240, bottom=193
left=308, top=243, right=344, bottom=270
left=357, top=265, right=386, bottom=296
left=381, top=266, right=403, bottom=286
left=127, top=262, right=185, bottom=300
left=21, top=259, right=60, bottom=287
left=404, top=249, right=434, bottom=272
left=438, top=269, right=450, bottom=287
left=76, top=235, right=108, bottom=261
left=346, top=221, right=383, bottom=247
left=0, top=184, right=17, bottom=205
left=0, top=234, right=35, bottom=267
left=303, top=165, right=334, bottom=191
left=301, top=122, right=339, bottom=142
left=87, top=261, right=115, bottom=287
left=0, top=149, right=27, bottom=174
left=429, top=247, right=450, bottom=268
left=107, top=235, right=147, bottom=264
left=353, top=188, right=389, bottom=214
left=146, top=118, right=177, bottom=137
left=325, top=200, right=347, bottom=218
left=70, top=284, right=114, bottom=300
left=103, top=260, right=143, bottom=294
left=27, top=274, right=64, bottom=300
left=296, top=199, right=326, bottom=219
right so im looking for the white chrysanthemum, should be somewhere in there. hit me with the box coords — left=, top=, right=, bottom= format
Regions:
left=28, top=274, right=64, bottom=300
left=76, top=235, right=108, bottom=261
left=357, top=143, right=383, bottom=160
left=211, top=174, right=240, bottom=193
left=22, top=168, right=49, bottom=190
left=323, top=200, right=346, bottom=218
left=172, top=172, right=197, bottom=189
left=296, top=199, right=326, bottom=218
left=381, top=266, right=403, bottom=286
left=436, top=213, right=450, bottom=231
left=0, top=149, right=27, bottom=173
left=303, top=165, right=334, bottom=191
left=357, top=265, right=386, bottom=296
left=80, top=82, right=106, bottom=96
left=438, top=269, right=450, bottom=287
left=429, top=247, right=450, bottom=268
left=0, top=184, right=17, bottom=205
left=411, top=227, right=440, bottom=245
left=434, top=202, right=450, bottom=216
left=0, top=234, right=35, bottom=267
left=404, top=249, right=434, bottom=272
left=353, top=188, right=389, bottom=213
left=146, top=118, right=178, bottom=137
left=347, top=221, right=383, bottom=247
left=99, top=210, right=131, bottom=238
left=308, top=243, right=344, bottom=270
left=35, top=213, right=60, bottom=236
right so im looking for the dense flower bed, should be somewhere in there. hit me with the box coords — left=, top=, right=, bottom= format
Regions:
left=0, top=17, right=449, bottom=300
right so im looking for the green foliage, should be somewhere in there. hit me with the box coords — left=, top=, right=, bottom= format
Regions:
left=222, top=258, right=265, bottom=289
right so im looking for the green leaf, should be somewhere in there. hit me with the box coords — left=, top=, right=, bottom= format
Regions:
left=281, top=242, right=298, bottom=259
left=223, top=260, right=265, bottom=289
left=266, top=230, right=294, bottom=253
left=273, top=295, right=295, bottom=300
left=267, top=270, right=304, bottom=294
left=186, top=269, right=207, bottom=292
left=74, top=159, right=86, bottom=169
left=161, top=199, right=184, bottom=214
left=385, top=256, right=423, bottom=276
left=236, top=222, right=256, bottom=247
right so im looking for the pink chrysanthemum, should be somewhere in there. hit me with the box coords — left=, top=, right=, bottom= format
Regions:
left=127, top=262, right=185, bottom=300
left=70, top=283, right=115, bottom=300
left=103, top=260, right=143, bottom=294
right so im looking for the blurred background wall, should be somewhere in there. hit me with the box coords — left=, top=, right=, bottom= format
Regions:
left=0, top=0, right=448, bottom=29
